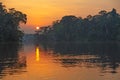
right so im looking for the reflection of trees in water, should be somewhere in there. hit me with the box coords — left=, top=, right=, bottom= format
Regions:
left=0, top=43, right=26, bottom=79
left=39, top=42, right=120, bottom=73
left=54, top=55, right=119, bottom=73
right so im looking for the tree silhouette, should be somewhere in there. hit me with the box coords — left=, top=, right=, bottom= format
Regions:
left=0, top=2, right=27, bottom=42
left=36, top=8, right=120, bottom=42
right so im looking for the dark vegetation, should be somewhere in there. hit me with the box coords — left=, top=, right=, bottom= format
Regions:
left=35, top=8, right=120, bottom=42
left=0, top=3, right=27, bottom=42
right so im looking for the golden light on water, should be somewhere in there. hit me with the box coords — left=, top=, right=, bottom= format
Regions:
left=36, top=47, right=40, bottom=61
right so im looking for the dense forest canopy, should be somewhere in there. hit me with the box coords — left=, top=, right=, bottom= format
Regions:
left=0, top=2, right=27, bottom=42
left=36, top=8, right=120, bottom=42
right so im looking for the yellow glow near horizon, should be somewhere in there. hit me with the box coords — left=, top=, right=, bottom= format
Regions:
left=1, top=0, right=120, bottom=33
left=36, top=27, right=40, bottom=30
left=36, top=47, right=40, bottom=61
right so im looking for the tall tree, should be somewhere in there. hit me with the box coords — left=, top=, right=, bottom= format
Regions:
left=0, top=3, right=27, bottom=42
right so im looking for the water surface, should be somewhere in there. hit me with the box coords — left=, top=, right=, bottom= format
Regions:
left=0, top=42, right=120, bottom=80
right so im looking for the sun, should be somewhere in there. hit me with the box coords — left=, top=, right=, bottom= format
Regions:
left=36, top=27, right=40, bottom=30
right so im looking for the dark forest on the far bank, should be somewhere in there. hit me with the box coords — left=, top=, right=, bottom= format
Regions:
left=35, top=8, right=120, bottom=42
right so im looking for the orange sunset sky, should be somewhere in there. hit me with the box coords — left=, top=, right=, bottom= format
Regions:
left=1, top=0, right=120, bottom=33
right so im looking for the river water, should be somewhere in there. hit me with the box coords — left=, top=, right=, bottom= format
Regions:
left=0, top=41, right=120, bottom=80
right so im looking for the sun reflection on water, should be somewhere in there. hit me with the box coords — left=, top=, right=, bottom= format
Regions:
left=36, top=47, right=40, bottom=61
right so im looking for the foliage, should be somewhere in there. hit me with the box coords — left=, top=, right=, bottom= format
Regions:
left=0, top=3, right=27, bottom=42
left=36, top=8, right=120, bottom=42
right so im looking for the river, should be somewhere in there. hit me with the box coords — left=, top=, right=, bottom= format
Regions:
left=0, top=41, right=120, bottom=80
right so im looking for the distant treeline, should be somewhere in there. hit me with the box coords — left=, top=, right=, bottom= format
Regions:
left=36, top=8, right=120, bottom=42
left=0, top=3, right=27, bottom=42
